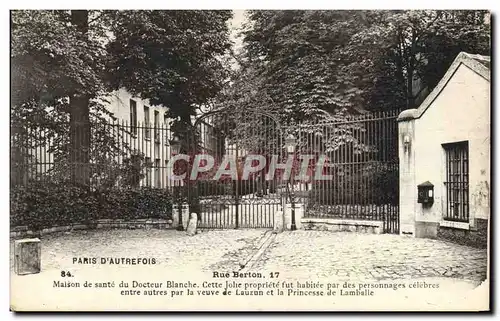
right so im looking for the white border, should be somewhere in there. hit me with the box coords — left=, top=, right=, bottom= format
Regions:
left=2, top=2, right=498, bottom=319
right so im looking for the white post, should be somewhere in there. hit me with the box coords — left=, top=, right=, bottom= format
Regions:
left=172, top=204, right=180, bottom=229
left=181, top=203, right=190, bottom=230
left=284, top=203, right=304, bottom=230
left=398, top=110, right=417, bottom=236
left=273, top=210, right=284, bottom=233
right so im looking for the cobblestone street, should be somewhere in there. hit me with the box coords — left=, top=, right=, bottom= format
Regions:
left=10, top=228, right=268, bottom=275
left=11, top=228, right=487, bottom=283
left=10, top=228, right=489, bottom=311
left=252, top=230, right=488, bottom=284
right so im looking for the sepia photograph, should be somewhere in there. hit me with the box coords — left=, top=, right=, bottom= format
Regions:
left=9, top=8, right=491, bottom=311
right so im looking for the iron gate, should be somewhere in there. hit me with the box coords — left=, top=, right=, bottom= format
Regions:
left=186, top=108, right=400, bottom=233
left=294, top=110, right=400, bottom=234
left=187, top=108, right=284, bottom=229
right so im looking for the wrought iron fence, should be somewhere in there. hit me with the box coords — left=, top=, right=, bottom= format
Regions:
left=11, top=108, right=401, bottom=232
left=10, top=120, right=179, bottom=191
left=188, top=109, right=284, bottom=229
left=292, top=109, right=400, bottom=233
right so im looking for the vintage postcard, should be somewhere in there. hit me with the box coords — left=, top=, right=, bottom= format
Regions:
left=10, top=9, right=490, bottom=311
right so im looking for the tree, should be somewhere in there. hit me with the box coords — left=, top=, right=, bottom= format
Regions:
left=230, top=10, right=490, bottom=118
left=356, top=10, right=490, bottom=110
left=70, top=10, right=91, bottom=186
left=104, top=10, right=233, bottom=144
left=11, top=10, right=234, bottom=188
left=11, top=10, right=110, bottom=186
left=238, top=10, right=376, bottom=122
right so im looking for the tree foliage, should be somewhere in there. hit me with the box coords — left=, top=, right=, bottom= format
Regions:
left=234, top=10, right=374, bottom=123
left=11, top=10, right=234, bottom=187
left=227, top=9, right=490, bottom=121
left=11, top=10, right=233, bottom=121
left=363, top=10, right=490, bottom=110
left=11, top=10, right=107, bottom=110
left=104, top=10, right=233, bottom=121
left=215, top=10, right=490, bottom=173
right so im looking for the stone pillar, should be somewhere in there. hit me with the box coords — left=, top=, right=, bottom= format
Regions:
left=398, top=109, right=418, bottom=236
left=181, top=203, right=190, bottom=230
left=172, top=203, right=190, bottom=230
left=273, top=210, right=284, bottom=233
left=284, top=203, right=304, bottom=230
left=172, top=204, right=180, bottom=229
left=186, top=213, right=198, bottom=236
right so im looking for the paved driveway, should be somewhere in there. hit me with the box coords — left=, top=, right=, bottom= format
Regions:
left=10, top=228, right=487, bottom=283
left=10, top=228, right=488, bottom=311
left=10, top=228, right=268, bottom=274
left=252, top=230, right=487, bottom=284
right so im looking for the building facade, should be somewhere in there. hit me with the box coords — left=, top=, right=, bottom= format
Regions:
left=106, top=89, right=222, bottom=189
left=398, top=52, right=490, bottom=248
left=105, top=88, right=174, bottom=188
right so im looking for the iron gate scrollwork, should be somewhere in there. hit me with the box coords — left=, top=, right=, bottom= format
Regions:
left=185, top=108, right=400, bottom=233
left=188, top=108, right=284, bottom=229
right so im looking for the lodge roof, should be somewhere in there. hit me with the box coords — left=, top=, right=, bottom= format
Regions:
left=398, top=52, right=490, bottom=122
left=466, top=53, right=491, bottom=70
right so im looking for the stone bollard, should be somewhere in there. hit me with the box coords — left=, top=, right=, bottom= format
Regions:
left=14, top=238, right=41, bottom=275
left=186, top=213, right=198, bottom=236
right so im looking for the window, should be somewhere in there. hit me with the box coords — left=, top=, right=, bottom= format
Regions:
left=154, top=110, right=160, bottom=142
left=145, top=157, right=152, bottom=186
left=443, top=141, right=469, bottom=222
left=144, top=106, right=150, bottom=139
left=155, top=158, right=161, bottom=187
left=129, top=100, right=137, bottom=135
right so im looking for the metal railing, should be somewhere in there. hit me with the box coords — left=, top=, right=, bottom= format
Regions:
left=296, top=109, right=400, bottom=233
left=10, top=120, right=176, bottom=190
left=444, top=182, right=469, bottom=222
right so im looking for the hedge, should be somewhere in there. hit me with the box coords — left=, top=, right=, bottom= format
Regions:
left=10, top=181, right=172, bottom=230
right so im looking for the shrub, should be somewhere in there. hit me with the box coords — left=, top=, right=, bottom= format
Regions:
left=10, top=181, right=173, bottom=230
left=309, top=162, right=398, bottom=206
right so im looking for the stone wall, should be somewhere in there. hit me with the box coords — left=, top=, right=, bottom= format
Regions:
left=437, top=218, right=488, bottom=249
left=10, top=218, right=174, bottom=239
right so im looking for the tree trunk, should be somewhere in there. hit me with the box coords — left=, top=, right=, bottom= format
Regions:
left=406, top=67, right=414, bottom=110
left=70, top=10, right=91, bottom=187
left=406, top=30, right=417, bottom=110
left=179, top=111, right=201, bottom=220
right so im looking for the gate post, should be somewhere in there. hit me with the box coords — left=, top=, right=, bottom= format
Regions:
left=172, top=203, right=190, bottom=231
left=181, top=203, right=190, bottom=230
left=273, top=209, right=284, bottom=232
left=172, top=204, right=179, bottom=228
left=398, top=109, right=418, bottom=236
left=284, top=203, right=304, bottom=230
